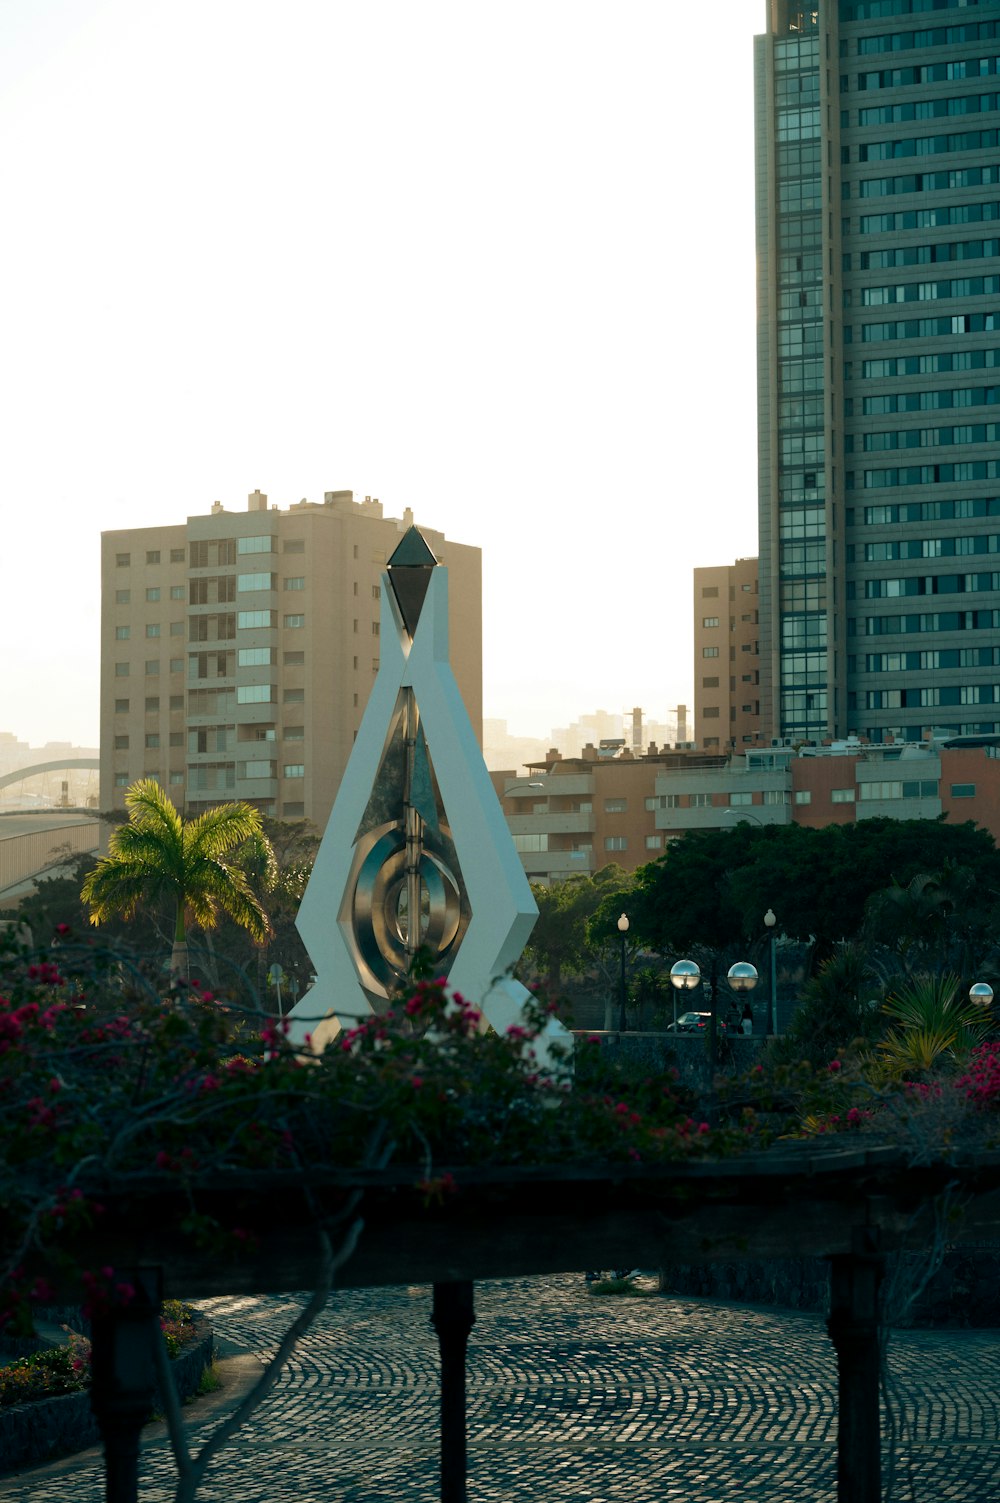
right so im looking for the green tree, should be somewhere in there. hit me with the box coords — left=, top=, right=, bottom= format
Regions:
left=523, top=865, right=630, bottom=991
left=620, top=818, right=1000, bottom=972
left=81, top=779, right=274, bottom=977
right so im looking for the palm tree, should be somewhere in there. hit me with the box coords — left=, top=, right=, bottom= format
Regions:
left=874, top=972, right=992, bottom=1081
left=82, top=780, right=274, bottom=977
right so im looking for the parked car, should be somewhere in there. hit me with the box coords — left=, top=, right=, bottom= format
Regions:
left=665, top=1011, right=724, bottom=1034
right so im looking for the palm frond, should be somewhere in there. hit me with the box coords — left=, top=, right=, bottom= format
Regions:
left=81, top=859, right=170, bottom=925
left=184, top=802, right=265, bottom=860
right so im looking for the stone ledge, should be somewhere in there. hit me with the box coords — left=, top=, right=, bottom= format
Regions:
left=0, top=1315, right=213, bottom=1474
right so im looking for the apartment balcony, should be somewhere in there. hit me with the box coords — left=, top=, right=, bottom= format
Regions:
left=507, top=812, right=596, bottom=836
left=518, top=849, right=594, bottom=876
left=654, top=805, right=792, bottom=833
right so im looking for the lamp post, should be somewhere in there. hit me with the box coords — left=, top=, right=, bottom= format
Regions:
left=669, top=958, right=700, bottom=1032
left=764, top=908, right=778, bottom=1035
left=727, top=961, right=759, bottom=1038
left=617, top=914, right=629, bottom=1033
left=723, top=808, right=764, bottom=827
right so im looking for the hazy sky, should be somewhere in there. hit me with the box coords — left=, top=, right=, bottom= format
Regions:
left=1, top=1, right=760, bottom=749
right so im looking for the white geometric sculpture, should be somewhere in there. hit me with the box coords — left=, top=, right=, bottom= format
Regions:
left=287, top=528, right=570, bottom=1065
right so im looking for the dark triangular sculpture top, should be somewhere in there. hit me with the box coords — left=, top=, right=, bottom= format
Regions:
left=387, top=526, right=438, bottom=638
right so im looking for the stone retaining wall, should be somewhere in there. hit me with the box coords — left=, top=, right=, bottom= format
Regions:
left=660, top=1249, right=1000, bottom=1329
left=0, top=1315, right=213, bottom=1473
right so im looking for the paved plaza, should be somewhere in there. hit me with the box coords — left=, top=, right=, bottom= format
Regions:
left=2, top=1273, right=998, bottom=1502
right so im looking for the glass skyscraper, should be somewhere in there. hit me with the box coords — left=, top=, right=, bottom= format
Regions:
left=756, top=0, right=1000, bottom=745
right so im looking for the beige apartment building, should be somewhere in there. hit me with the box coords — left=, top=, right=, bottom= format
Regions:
left=693, top=558, right=763, bottom=752
left=100, top=489, right=482, bottom=826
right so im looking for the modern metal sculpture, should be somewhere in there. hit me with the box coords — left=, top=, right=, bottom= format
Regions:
left=288, top=527, right=568, bottom=1061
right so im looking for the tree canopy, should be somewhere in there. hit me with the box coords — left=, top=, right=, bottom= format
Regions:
left=589, top=818, right=1000, bottom=967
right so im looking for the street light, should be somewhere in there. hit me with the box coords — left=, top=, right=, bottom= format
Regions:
left=723, top=808, right=763, bottom=827
left=669, top=958, right=701, bottom=1033
left=764, top=908, right=778, bottom=1035
left=969, top=981, right=994, bottom=1008
left=727, top=961, right=759, bottom=1036
left=617, top=914, right=629, bottom=1033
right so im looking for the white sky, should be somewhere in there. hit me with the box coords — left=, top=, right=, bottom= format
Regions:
left=0, top=0, right=761, bottom=750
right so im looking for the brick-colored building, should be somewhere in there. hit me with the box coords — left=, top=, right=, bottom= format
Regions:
left=495, top=736, right=1000, bottom=885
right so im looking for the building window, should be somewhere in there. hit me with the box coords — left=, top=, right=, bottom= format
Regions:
left=702, top=676, right=720, bottom=688
left=237, top=684, right=275, bottom=704
left=283, top=801, right=305, bottom=817
left=372, top=621, right=380, bottom=636
left=284, top=651, right=305, bottom=666
left=703, top=707, right=720, bottom=718
left=513, top=833, right=548, bottom=853
left=729, top=793, right=753, bottom=807
left=169, top=770, right=184, bottom=784
left=284, top=764, right=305, bottom=779
left=145, top=696, right=159, bottom=712
left=283, top=539, right=305, bottom=554
left=703, top=647, right=720, bottom=658
left=284, top=577, right=305, bottom=591
left=115, top=663, right=129, bottom=678
left=169, top=658, right=183, bottom=673
left=763, top=790, right=789, bottom=805
left=146, top=624, right=160, bottom=638
left=169, top=696, right=183, bottom=711
left=237, top=572, right=275, bottom=592
left=145, top=734, right=160, bottom=749
left=115, top=589, right=130, bottom=604
left=116, top=553, right=130, bottom=567
left=604, top=836, right=628, bottom=851
left=645, top=835, right=663, bottom=850
left=115, top=626, right=130, bottom=640
left=114, top=698, right=129, bottom=713
left=237, top=535, right=275, bottom=554
left=902, top=779, right=937, bottom=797
left=284, top=688, right=305, bottom=704
left=702, top=616, right=720, bottom=628
left=146, top=550, right=160, bottom=565
left=702, top=586, right=719, bottom=598
left=240, top=759, right=276, bottom=779
left=170, top=621, right=184, bottom=636
left=283, top=615, right=305, bottom=629
left=831, top=788, right=856, bottom=803
left=237, top=610, right=276, bottom=629
left=115, top=772, right=129, bottom=787
left=690, top=793, right=713, bottom=808
left=170, top=585, right=185, bottom=600
left=604, top=798, right=627, bottom=813
left=169, top=732, right=183, bottom=746
left=284, top=726, right=305, bottom=740
left=170, top=548, right=185, bottom=563
left=114, top=735, right=129, bottom=750
left=951, top=783, right=976, bottom=797
left=146, top=587, right=160, bottom=602
left=238, top=647, right=275, bottom=667
left=145, top=660, right=160, bottom=676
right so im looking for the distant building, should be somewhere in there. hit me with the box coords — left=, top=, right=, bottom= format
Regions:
left=100, top=489, right=482, bottom=826
left=693, top=559, right=763, bottom=751
left=494, top=735, right=1000, bottom=885
left=756, top=3, right=1000, bottom=746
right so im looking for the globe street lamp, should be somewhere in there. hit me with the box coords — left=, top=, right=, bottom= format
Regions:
left=669, top=958, right=701, bottom=1033
left=969, top=981, right=994, bottom=1008
left=764, top=908, right=778, bottom=1035
left=617, top=914, right=630, bottom=1033
left=727, top=961, right=759, bottom=1037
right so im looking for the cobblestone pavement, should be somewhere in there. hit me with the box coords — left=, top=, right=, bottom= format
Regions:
left=3, top=1274, right=998, bottom=1502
